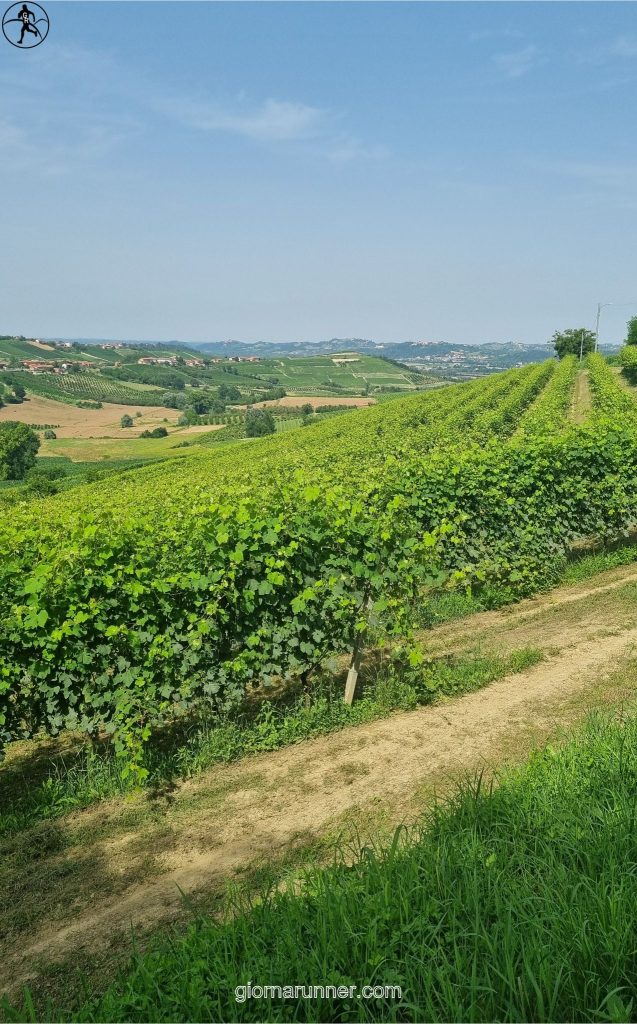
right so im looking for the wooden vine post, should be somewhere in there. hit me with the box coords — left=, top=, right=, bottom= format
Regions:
left=344, top=594, right=372, bottom=705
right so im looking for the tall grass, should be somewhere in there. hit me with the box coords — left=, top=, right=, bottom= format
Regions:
left=21, top=706, right=637, bottom=1023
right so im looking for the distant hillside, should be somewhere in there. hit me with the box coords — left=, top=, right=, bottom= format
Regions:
left=190, top=338, right=555, bottom=362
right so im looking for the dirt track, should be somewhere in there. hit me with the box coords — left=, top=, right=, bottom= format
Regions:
left=4, top=563, right=637, bottom=996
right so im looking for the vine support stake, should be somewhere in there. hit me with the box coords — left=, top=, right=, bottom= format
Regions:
left=344, top=594, right=372, bottom=705
left=344, top=643, right=363, bottom=705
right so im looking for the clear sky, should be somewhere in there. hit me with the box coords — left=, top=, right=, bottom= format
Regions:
left=2, top=1, right=637, bottom=346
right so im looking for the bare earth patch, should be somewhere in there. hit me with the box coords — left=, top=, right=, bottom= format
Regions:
left=246, top=396, right=376, bottom=410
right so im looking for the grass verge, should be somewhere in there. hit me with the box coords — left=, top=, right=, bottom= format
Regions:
left=7, top=702, right=637, bottom=1022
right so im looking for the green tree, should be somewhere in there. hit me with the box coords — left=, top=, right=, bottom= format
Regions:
left=551, top=328, right=595, bottom=359
left=245, top=408, right=276, bottom=437
left=625, top=316, right=637, bottom=346
left=0, top=422, right=40, bottom=480
left=178, top=408, right=200, bottom=426
left=218, top=383, right=242, bottom=403
left=120, top=414, right=133, bottom=428
left=301, top=403, right=314, bottom=416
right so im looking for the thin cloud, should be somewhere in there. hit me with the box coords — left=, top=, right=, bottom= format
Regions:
left=492, top=45, right=542, bottom=79
left=608, top=35, right=637, bottom=58
left=157, top=95, right=325, bottom=142
left=0, top=41, right=383, bottom=172
left=326, top=135, right=388, bottom=164
left=572, top=34, right=637, bottom=65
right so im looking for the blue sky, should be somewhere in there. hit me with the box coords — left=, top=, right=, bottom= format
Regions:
left=2, top=1, right=637, bottom=345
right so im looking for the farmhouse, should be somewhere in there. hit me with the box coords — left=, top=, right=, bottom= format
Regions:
left=137, top=357, right=178, bottom=366
left=21, top=360, right=52, bottom=373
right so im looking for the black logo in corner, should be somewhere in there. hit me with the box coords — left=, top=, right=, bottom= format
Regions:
left=2, top=2, right=49, bottom=47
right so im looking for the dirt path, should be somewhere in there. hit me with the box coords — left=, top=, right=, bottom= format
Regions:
left=419, top=561, right=637, bottom=657
left=571, top=368, right=592, bottom=423
left=4, top=593, right=637, bottom=996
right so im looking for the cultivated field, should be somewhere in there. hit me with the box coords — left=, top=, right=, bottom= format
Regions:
left=0, top=395, right=184, bottom=437
left=247, top=394, right=376, bottom=409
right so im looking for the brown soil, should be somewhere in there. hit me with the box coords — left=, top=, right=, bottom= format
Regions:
left=245, top=396, right=376, bottom=410
left=0, top=396, right=207, bottom=438
left=4, top=564, right=637, bottom=996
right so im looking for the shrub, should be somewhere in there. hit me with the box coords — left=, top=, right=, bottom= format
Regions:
left=140, top=427, right=169, bottom=439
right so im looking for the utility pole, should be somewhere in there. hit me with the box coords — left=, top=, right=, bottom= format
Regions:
left=595, top=303, right=602, bottom=353
left=579, top=328, right=585, bottom=362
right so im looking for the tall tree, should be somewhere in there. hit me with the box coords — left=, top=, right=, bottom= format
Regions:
left=625, top=316, right=637, bottom=346
left=551, top=328, right=595, bottom=359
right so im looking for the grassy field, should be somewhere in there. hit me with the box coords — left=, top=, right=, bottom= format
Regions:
left=38, top=428, right=224, bottom=462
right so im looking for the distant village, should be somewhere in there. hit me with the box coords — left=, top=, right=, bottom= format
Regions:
left=0, top=340, right=263, bottom=375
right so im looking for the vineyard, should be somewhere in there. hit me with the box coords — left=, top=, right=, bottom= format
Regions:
left=3, top=353, right=637, bottom=775
left=0, top=371, right=165, bottom=407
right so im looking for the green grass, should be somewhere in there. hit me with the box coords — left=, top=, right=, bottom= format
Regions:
left=39, top=432, right=213, bottom=463
left=9, top=703, right=637, bottom=1022
left=560, top=540, right=637, bottom=584
left=0, top=647, right=542, bottom=838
